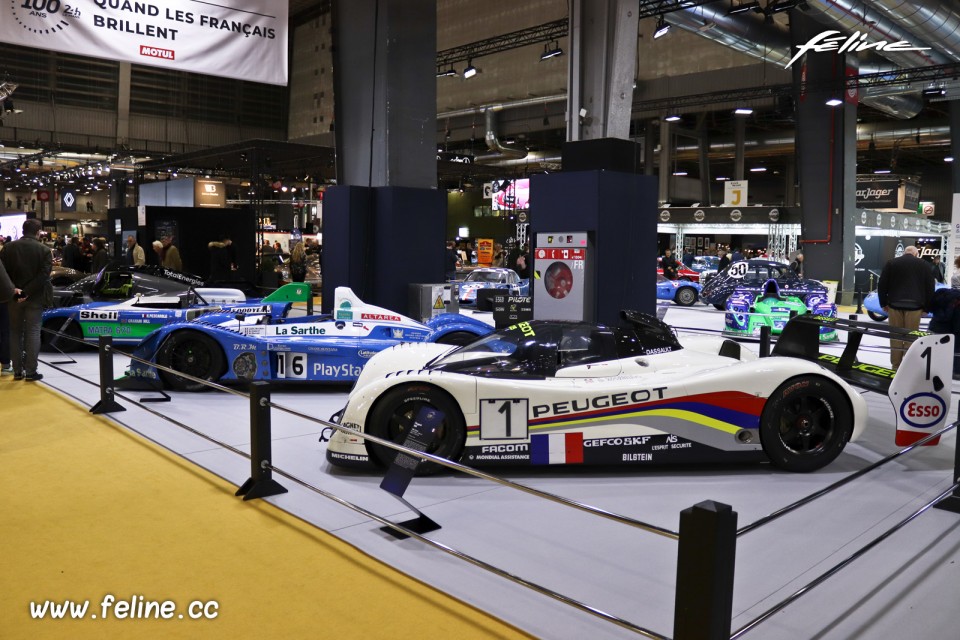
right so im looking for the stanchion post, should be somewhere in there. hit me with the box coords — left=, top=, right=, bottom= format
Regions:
left=674, top=500, right=737, bottom=640
left=89, top=335, right=125, bottom=415
left=934, top=402, right=960, bottom=513
left=759, top=325, right=771, bottom=358
left=236, top=381, right=288, bottom=501
left=855, top=287, right=864, bottom=315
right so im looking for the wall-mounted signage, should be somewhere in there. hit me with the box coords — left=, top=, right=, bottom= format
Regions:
left=0, top=1, right=288, bottom=85
left=723, top=180, right=748, bottom=206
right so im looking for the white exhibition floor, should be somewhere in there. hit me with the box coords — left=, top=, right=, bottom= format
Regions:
left=34, top=304, right=960, bottom=640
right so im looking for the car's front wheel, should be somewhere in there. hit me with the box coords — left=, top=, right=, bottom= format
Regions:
left=867, top=311, right=887, bottom=322
left=759, top=375, right=853, bottom=472
left=367, top=384, right=467, bottom=475
left=155, top=330, right=226, bottom=392
left=674, top=287, right=698, bottom=306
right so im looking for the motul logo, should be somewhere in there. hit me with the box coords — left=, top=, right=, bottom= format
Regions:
left=140, top=46, right=175, bottom=60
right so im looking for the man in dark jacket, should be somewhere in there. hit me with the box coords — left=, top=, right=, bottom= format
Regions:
left=928, top=287, right=960, bottom=379
left=61, top=236, right=81, bottom=270
left=659, top=248, right=681, bottom=280
left=0, top=218, right=53, bottom=380
left=878, top=245, right=935, bottom=368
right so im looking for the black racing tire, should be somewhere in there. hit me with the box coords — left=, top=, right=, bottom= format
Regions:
left=434, top=330, right=478, bottom=347
left=713, top=302, right=726, bottom=311
left=760, top=375, right=853, bottom=472
left=867, top=311, right=887, bottom=322
left=674, top=287, right=699, bottom=307
left=366, top=383, right=467, bottom=475
left=41, top=318, right=84, bottom=353
left=155, top=330, right=226, bottom=392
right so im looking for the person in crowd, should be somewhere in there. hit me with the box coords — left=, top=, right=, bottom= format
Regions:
left=90, top=237, right=110, bottom=274
left=289, top=241, right=307, bottom=283
left=162, top=235, right=182, bottom=272
left=515, top=244, right=530, bottom=279
left=273, top=241, right=283, bottom=255
left=930, top=254, right=945, bottom=284
left=0, top=257, right=13, bottom=375
left=659, top=248, right=681, bottom=280
left=0, top=218, right=53, bottom=381
left=681, top=247, right=695, bottom=268
left=223, top=236, right=237, bottom=272
left=952, top=256, right=960, bottom=289
left=445, top=240, right=460, bottom=282
left=80, top=236, right=94, bottom=272
left=125, top=234, right=145, bottom=267
left=789, top=251, right=805, bottom=278
left=718, top=248, right=731, bottom=272
left=928, top=286, right=960, bottom=379
left=878, top=245, right=935, bottom=369
left=207, top=237, right=232, bottom=285
left=151, top=240, right=164, bottom=265
left=492, top=243, right=505, bottom=268
left=731, top=246, right=744, bottom=263
left=61, top=236, right=81, bottom=270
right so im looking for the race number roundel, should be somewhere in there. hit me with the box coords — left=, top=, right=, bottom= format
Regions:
left=899, top=392, right=946, bottom=429
left=727, top=262, right=748, bottom=279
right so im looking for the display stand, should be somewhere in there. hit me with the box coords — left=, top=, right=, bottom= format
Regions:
left=90, top=335, right=125, bottom=415
left=235, top=382, right=288, bottom=501
left=378, top=406, right=445, bottom=539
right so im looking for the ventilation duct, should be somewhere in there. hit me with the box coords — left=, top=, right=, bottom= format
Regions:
left=483, top=108, right=527, bottom=159
left=868, top=0, right=960, bottom=63
left=665, top=4, right=924, bottom=118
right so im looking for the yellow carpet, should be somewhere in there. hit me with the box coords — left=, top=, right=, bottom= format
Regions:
left=0, top=382, right=532, bottom=640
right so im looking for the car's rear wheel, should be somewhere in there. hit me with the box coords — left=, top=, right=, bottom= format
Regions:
left=760, top=375, right=853, bottom=472
left=674, top=287, right=698, bottom=306
left=156, top=330, right=226, bottom=392
left=367, top=384, right=466, bottom=475
left=867, top=311, right=887, bottom=322
left=41, top=318, right=84, bottom=353
left=434, top=330, right=477, bottom=347
left=713, top=302, right=726, bottom=311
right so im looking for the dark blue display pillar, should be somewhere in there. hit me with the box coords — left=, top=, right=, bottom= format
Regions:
left=322, top=186, right=445, bottom=314
left=530, top=171, right=658, bottom=326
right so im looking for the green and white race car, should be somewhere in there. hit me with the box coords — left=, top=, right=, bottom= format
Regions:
left=723, top=280, right=838, bottom=342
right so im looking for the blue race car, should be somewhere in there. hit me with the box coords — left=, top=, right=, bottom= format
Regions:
left=42, top=283, right=311, bottom=352
left=120, top=287, right=494, bottom=391
left=863, top=282, right=949, bottom=321
left=458, top=268, right=530, bottom=306
left=699, top=259, right=828, bottom=310
left=656, top=274, right=701, bottom=306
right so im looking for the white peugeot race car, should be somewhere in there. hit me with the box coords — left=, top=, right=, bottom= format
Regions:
left=326, top=313, right=952, bottom=474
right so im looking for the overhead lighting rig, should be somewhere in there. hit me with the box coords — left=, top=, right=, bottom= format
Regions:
left=728, top=1, right=761, bottom=15
left=653, top=15, right=671, bottom=39
left=540, top=40, right=563, bottom=61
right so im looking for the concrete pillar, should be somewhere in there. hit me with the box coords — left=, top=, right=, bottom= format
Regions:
left=947, top=101, right=960, bottom=284
left=644, top=120, right=657, bottom=176
left=659, top=119, right=671, bottom=205
left=566, top=0, right=639, bottom=141
left=117, top=63, right=131, bottom=146
left=791, top=11, right=858, bottom=303
left=733, top=116, right=745, bottom=181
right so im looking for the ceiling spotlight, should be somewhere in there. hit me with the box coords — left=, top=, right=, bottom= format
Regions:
left=540, top=41, right=563, bottom=61
left=825, top=98, right=843, bottom=106
left=874, top=168, right=891, bottom=174
left=463, top=60, right=479, bottom=79
left=945, top=156, right=955, bottom=163
left=749, top=166, right=768, bottom=172
left=728, top=0, right=761, bottom=14
left=653, top=15, right=671, bottom=39
left=664, top=115, right=681, bottom=122
left=436, top=67, right=458, bottom=78
left=734, top=107, right=753, bottom=115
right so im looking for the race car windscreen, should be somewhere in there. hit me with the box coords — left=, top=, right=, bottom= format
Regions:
left=466, top=270, right=512, bottom=283
left=430, top=323, right=561, bottom=379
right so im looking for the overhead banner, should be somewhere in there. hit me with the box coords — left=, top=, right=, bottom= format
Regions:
left=0, top=1, right=288, bottom=86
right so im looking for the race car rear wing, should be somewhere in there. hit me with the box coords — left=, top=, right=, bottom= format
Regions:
left=773, top=315, right=953, bottom=446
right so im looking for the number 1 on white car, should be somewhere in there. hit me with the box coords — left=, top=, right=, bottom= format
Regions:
left=480, top=399, right=529, bottom=440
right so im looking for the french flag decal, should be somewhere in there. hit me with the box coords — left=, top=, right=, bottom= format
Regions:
left=531, top=433, right=584, bottom=465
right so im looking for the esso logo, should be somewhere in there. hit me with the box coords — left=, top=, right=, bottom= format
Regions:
left=900, top=393, right=946, bottom=428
